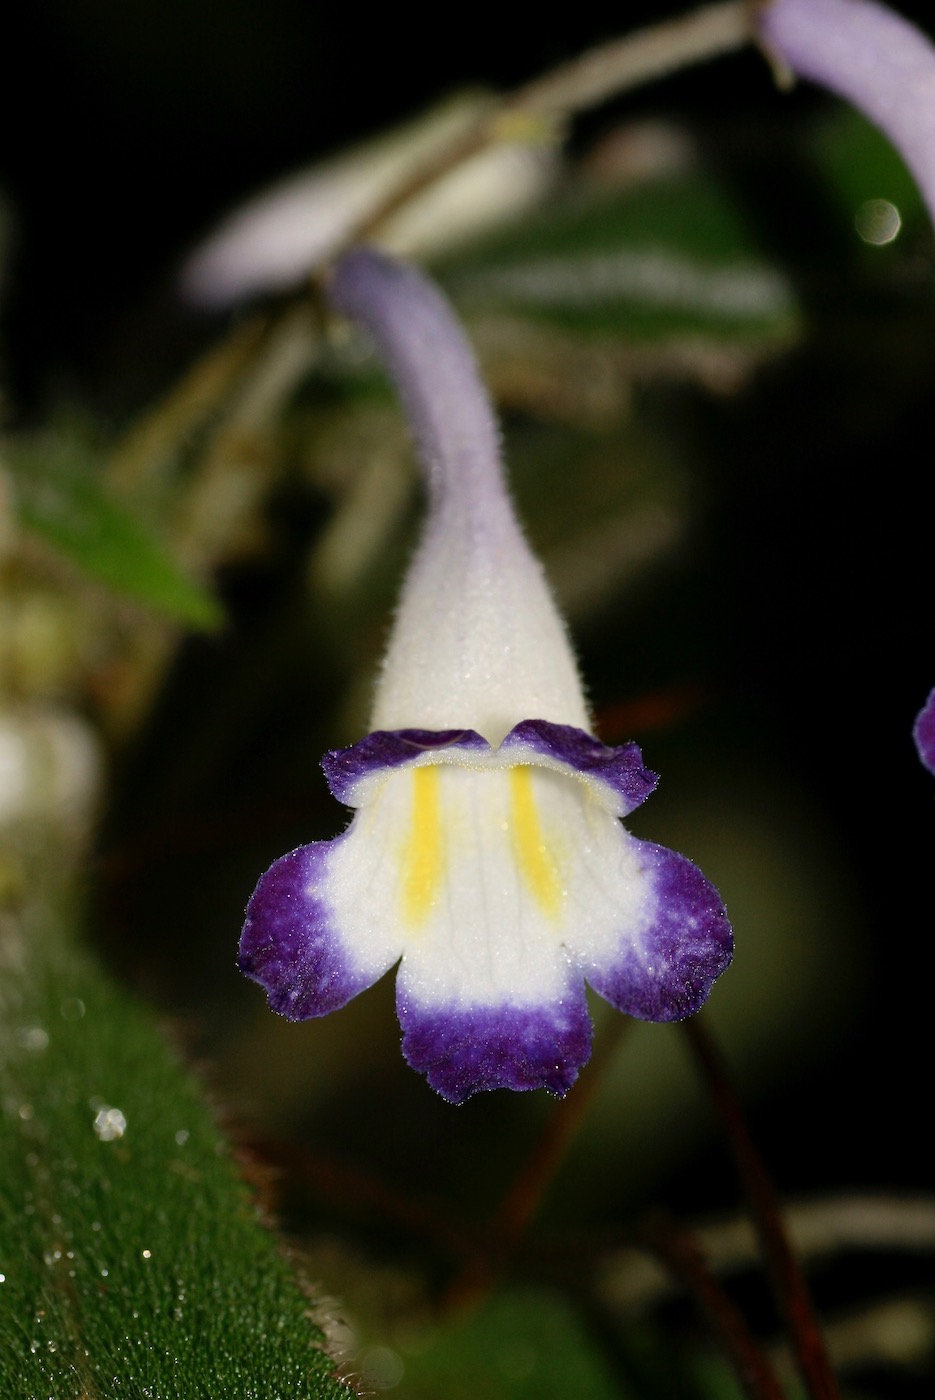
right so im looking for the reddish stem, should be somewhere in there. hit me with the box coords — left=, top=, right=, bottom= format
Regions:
left=642, top=1211, right=787, bottom=1400
left=683, top=1015, right=840, bottom=1400
left=445, top=1016, right=628, bottom=1311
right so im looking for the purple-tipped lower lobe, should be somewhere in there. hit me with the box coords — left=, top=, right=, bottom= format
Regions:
left=241, top=720, right=731, bottom=1097
left=914, top=687, right=935, bottom=774
left=502, top=719, right=658, bottom=813
left=586, top=840, right=732, bottom=1021
left=239, top=841, right=379, bottom=1019
left=397, top=983, right=592, bottom=1104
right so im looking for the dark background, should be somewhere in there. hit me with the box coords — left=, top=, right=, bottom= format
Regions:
left=14, top=0, right=934, bottom=409
left=3, top=2, right=931, bottom=1380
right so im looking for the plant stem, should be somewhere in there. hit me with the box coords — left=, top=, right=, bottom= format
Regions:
left=642, top=1211, right=788, bottom=1400
left=508, top=2, right=753, bottom=121
left=352, top=2, right=754, bottom=248
left=683, top=1015, right=841, bottom=1400
left=445, top=1016, right=629, bottom=1312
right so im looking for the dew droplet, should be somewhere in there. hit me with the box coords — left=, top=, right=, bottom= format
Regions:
left=360, top=1345, right=405, bottom=1390
left=855, top=197, right=901, bottom=246
left=93, top=1106, right=127, bottom=1142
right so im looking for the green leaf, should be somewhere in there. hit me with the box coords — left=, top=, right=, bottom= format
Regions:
left=395, top=1288, right=625, bottom=1400
left=809, top=107, right=926, bottom=233
left=438, top=175, right=799, bottom=344
left=0, top=913, right=349, bottom=1398
left=7, top=434, right=224, bottom=630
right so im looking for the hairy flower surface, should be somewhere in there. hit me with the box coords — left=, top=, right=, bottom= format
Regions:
left=239, top=248, right=731, bottom=1103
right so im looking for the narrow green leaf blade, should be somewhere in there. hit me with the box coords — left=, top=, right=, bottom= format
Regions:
left=8, top=435, right=223, bottom=630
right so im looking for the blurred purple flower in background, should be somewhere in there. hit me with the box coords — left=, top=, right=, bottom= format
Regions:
left=760, top=0, right=935, bottom=771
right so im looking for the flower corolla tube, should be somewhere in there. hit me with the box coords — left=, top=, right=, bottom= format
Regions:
left=756, top=0, right=935, bottom=769
left=238, top=247, right=732, bottom=1103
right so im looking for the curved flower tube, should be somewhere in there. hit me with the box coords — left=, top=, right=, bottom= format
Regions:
left=758, top=1, right=935, bottom=225
left=758, top=0, right=935, bottom=222
left=239, top=248, right=732, bottom=1103
left=756, top=1, right=935, bottom=768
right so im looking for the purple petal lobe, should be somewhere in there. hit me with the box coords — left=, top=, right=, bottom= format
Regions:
left=586, top=841, right=732, bottom=1021
left=322, top=728, right=488, bottom=805
left=397, top=984, right=592, bottom=1104
left=760, top=0, right=935, bottom=228
left=239, top=842, right=386, bottom=1019
left=502, top=718, right=659, bottom=813
left=914, top=687, right=935, bottom=774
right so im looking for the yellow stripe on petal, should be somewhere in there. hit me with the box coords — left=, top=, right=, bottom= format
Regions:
left=509, top=766, right=562, bottom=917
left=402, top=765, right=444, bottom=924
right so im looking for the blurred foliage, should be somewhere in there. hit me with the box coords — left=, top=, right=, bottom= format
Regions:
left=444, top=172, right=800, bottom=345
left=3, top=10, right=935, bottom=1398
left=391, top=1289, right=640, bottom=1400
left=7, top=428, right=223, bottom=632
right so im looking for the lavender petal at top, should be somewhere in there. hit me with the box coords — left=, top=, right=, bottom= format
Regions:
left=759, top=0, right=935, bottom=225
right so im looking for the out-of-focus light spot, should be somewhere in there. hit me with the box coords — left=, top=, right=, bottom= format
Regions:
left=359, top=1345, right=405, bottom=1390
left=16, top=1027, right=49, bottom=1052
left=855, top=198, right=901, bottom=245
left=0, top=724, right=30, bottom=822
left=93, top=1106, right=127, bottom=1141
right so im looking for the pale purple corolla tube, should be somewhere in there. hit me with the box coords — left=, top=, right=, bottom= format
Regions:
left=759, top=0, right=935, bottom=225
left=759, top=0, right=935, bottom=767
left=327, top=247, right=589, bottom=745
left=238, top=247, right=731, bottom=1103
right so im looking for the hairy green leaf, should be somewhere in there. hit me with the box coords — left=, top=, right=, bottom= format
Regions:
left=0, top=914, right=350, bottom=1399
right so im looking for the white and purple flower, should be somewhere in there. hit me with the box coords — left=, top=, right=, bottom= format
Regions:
left=239, top=247, right=731, bottom=1103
